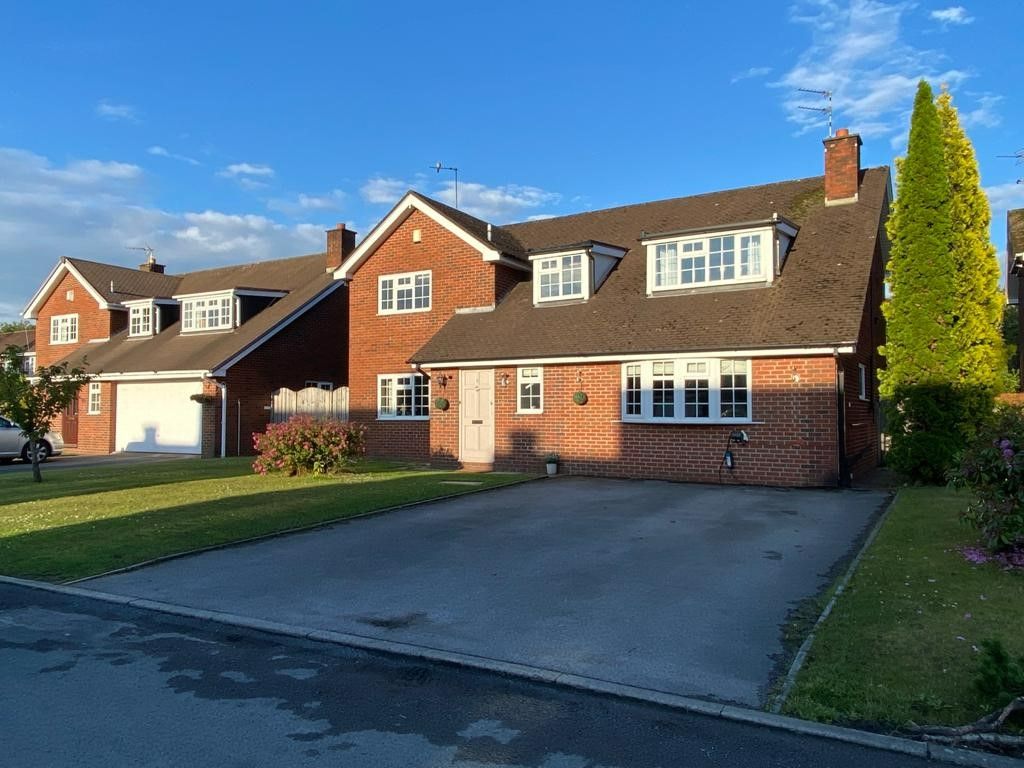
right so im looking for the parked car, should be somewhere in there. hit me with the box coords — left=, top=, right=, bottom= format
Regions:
left=0, top=416, right=64, bottom=463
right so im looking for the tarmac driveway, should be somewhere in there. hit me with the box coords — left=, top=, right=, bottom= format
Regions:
left=86, top=478, right=887, bottom=706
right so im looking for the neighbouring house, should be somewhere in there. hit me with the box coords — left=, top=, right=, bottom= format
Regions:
left=336, top=130, right=889, bottom=487
left=1007, top=208, right=1024, bottom=385
left=0, top=328, right=36, bottom=375
left=22, top=225, right=354, bottom=456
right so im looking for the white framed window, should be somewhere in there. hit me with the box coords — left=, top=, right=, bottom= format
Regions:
left=50, top=314, right=78, bottom=344
left=858, top=363, right=868, bottom=400
left=537, top=253, right=583, bottom=301
left=305, top=380, right=334, bottom=391
left=517, top=367, right=543, bottom=413
left=647, top=228, right=769, bottom=294
left=87, top=382, right=101, bottom=414
left=377, top=373, right=429, bottom=419
left=129, top=304, right=153, bottom=336
left=621, top=358, right=752, bottom=423
left=379, top=270, right=431, bottom=314
left=181, top=294, right=233, bottom=332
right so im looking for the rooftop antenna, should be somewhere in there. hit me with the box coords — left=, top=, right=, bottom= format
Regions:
left=797, top=88, right=833, bottom=137
left=433, top=162, right=459, bottom=209
left=126, top=244, right=157, bottom=265
left=998, top=149, right=1024, bottom=184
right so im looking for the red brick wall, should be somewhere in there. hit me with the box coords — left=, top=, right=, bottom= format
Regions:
left=225, top=285, right=348, bottom=456
left=824, top=130, right=861, bottom=203
left=35, top=272, right=123, bottom=367
left=73, top=381, right=117, bottom=453
left=348, top=210, right=508, bottom=459
left=430, top=356, right=840, bottom=487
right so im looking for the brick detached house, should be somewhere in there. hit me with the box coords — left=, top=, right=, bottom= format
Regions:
left=22, top=225, right=354, bottom=456
left=0, top=328, right=36, bottom=375
left=1007, top=208, right=1024, bottom=383
left=336, top=130, right=889, bottom=487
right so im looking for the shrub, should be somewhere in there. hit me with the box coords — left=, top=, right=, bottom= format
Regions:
left=974, top=639, right=1024, bottom=710
left=950, top=404, right=1024, bottom=550
left=252, top=417, right=366, bottom=476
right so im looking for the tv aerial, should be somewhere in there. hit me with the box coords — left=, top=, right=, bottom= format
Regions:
left=797, top=88, right=834, bottom=137
left=433, top=162, right=459, bottom=209
left=126, top=244, right=157, bottom=265
left=997, top=149, right=1023, bottom=184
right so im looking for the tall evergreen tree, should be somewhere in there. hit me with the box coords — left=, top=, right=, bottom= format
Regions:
left=880, top=80, right=957, bottom=395
left=936, top=88, right=1005, bottom=394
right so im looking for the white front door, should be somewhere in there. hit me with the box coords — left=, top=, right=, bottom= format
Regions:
left=459, top=369, right=495, bottom=464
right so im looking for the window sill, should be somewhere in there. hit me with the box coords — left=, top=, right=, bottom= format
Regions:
left=49, top=340, right=78, bottom=345
left=618, top=418, right=762, bottom=426
left=378, top=307, right=431, bottom=316
left=515, top=409, right=544, bottom=415
left=181, top=328, right=233, bottom=335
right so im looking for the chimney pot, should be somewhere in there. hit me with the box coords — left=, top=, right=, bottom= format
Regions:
left=326, top=223, right=356, bottom=272
left=823, top=128, right=862, bottom=206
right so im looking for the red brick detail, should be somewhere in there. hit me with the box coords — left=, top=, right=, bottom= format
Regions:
left=68, top=381, right=117, bottom=454
left=224, top=285, right=348, bottom=456
left=35, top=271, right=124, bottom=367
left=347, top=209, right=512, bottom=460
left=429, top=357, right=840, bottom=487
left=823, top=129, right=862, bottom=203
left=326, top=224, right=356, bottom=273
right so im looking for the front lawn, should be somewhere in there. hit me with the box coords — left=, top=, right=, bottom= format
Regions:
left=783, top=486, right=1024, bottom=728
left=0, top=457, right=532, bottom=583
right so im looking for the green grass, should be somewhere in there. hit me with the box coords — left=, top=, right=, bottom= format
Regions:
left=0, top=457, right=532, bottom=583
left=783, top=486, right=1024, bottom=729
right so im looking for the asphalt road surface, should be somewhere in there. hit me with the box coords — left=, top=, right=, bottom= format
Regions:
left=0, top=582, right=934, bottom=768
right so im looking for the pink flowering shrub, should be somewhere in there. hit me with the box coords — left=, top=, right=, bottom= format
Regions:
left=950, top=405, right=1024, bottom=551
left=252, top=417, right=366, bottom=476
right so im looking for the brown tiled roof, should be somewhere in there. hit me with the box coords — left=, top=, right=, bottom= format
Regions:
left=412, top=167, right=890, bottom=363
left=68, top=258, right=183, bottom=301
left=54, top=253, right=338, bottom=375
left=407, top=191, right=527, bottom=259
left=0, top=329, right=35, bottom=352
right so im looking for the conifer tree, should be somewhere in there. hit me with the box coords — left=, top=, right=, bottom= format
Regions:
left=936, top=88, right=1005, bottom=396
left=880, top=80, right=957, bottom=394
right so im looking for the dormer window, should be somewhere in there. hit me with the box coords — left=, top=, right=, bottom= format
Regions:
left=643, top=218, right=798, bottom=296
left=529, top=241, right=627, bottom=306
left=181, top=293, right=233, bottom=332
left=129, top=304, right=153, bottom=336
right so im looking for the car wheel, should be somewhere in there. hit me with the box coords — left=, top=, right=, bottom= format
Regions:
left=21, top=442, right=51, bottom=463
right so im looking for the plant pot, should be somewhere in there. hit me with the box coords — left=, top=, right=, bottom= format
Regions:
left=546, top=462, right=558, bottom=476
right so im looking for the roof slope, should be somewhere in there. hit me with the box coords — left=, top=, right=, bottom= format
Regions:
left=0, top=329, right=35, bottom=352
left=69, top=258, right=183, bottom=302
left=412, top=167, right=890, bottom=363
left=56, top=253, right=338, bottom=375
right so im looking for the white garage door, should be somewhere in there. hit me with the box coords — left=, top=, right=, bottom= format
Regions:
left=116, top=381, right=204, bottom=454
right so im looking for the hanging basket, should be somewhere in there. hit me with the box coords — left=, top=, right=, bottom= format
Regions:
left=572, top=390, right=588, bottom=406
left=433, top=396, right=450, bottom=411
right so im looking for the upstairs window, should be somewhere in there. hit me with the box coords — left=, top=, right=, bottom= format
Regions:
left=647, top=228, right=769, bottom=293
left=50, top=314, right=78, bottom=344
left=182, top=295, right=232, bottom=332
left=129, top=304, right=153, bottom=336
left=378, top=373, right=429, bottom=419
left=379, top=270, right=431, bottom=314
left=538, top=253, right=583, bottom=301
left=621, top=358, right=751, bottom=423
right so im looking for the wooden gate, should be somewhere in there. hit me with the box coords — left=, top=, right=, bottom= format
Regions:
left=271, top=386, right=349, bottom=423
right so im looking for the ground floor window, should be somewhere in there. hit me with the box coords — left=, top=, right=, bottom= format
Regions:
left=621, top=358, right=751, bottom=423
left=87, top=382, right=102, bottom=414
left=377, top=373, right=429, bottom=419
left=517, top=367, right=543, bottom=413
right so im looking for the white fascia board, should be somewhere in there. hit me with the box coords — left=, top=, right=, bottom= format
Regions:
left=93, top=370, right=209, bottom=382
left=528, top=248, right=586, bottom=262
left=172, top=289, right=234, bottom=301
left=335, top=192, right=503, bottom=279
left=23, top=260, right=111, bottom=319
left=418, top=345, right=856, bottom=369
left=209, top=281, right=342, bottom=376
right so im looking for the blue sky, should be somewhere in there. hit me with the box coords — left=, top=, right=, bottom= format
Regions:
left=1, top=0, right=1022, bottom=321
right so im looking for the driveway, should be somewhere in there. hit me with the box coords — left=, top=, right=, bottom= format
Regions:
left=85, top=478, right=887, bottom=706
left=0, top=452, right=190, bottom=473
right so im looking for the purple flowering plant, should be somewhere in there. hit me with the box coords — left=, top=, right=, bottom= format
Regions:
left=252, top=416, right=366, bottom=476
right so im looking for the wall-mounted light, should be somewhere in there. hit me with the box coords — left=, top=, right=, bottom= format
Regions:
left=498, top=372, right=510, bottom=387
left=435, top=373, right=449, bottom=389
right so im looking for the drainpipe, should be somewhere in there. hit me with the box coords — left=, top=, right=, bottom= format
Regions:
left=835, top=352, right=850, bottom=488
left=214, top=380, right=227, bottom=458
left=236, top=400, right=242, bottom=457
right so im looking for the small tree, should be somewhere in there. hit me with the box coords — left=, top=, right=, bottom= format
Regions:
left=0, top=345, right=90, bottom=482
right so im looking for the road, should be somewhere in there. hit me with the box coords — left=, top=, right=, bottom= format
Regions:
left=0, top=582, right=934, bottom=768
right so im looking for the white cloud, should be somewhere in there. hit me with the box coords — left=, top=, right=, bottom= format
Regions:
left=360, top=177, right=409, bottom=205
left=95, top=100, right=139, bottom=122
left=731, top=66, right=773, bottom=84
left=960, top=93, right=1002, bottom=129
left=267, top=189, right=345, bottom=215
left=930, top=6, right=974, bottom=24
left=434, top=182, right=561, bottom=223
left=776, top=1, right=970, bottom=142
left=985, top=182, right=1024, bottom=216
left=0, top=146, right=325, bottom=321
left=147, top=145, right=200, bottom=166
left=219, top=162, right=275, bottom=179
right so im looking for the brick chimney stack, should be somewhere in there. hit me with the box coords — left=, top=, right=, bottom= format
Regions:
left=326, top=223, right=356, bottom=272
left=823, top=128, right=862, bottom=206
left=138, top=259, right=165, bottom=274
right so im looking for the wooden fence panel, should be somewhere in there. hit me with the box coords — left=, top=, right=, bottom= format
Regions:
left=271, top=386, right=349, bottom=423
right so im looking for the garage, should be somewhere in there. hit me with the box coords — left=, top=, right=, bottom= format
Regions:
left=115, top=381, right=204, bottom=454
